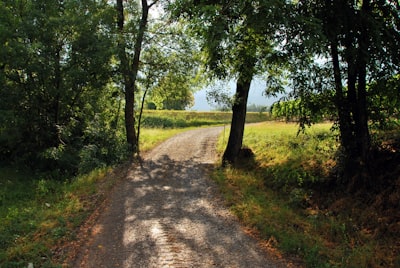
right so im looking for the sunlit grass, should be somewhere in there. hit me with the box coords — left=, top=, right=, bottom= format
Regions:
left=142, top=110, right=270, bottom=128
left=215, top=122, right=400, bottom=267
left=214, top=122, right=389, bottom=267
left=139, top=128, right=191, bottom=152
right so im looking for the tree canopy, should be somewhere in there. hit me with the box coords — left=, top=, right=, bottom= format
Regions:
left=0, top=0, right=203, bottom=174
left=1, top=0, right=399, bottom=186
left=171, top=0, right=287, bottom=164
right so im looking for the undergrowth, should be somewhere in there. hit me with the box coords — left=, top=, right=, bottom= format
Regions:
left=0, top=127, right=189, bottom=267
left=214, top=122, right=400, bottom=267
left=0, top=167, right=116, bottom=267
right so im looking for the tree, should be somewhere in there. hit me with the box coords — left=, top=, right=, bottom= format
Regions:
left=139, top=21, right=204, bottom=111
left=117, top=0, right=204, bottom=154
left=287, top=0, right=400, bottom=187
left=149, top=71, right=195, bottom=110
left=0, top=0, right=115, bottom=172
left=171, top=0, right=286, bottom=165
left=116, top=0, right=158, bottom=155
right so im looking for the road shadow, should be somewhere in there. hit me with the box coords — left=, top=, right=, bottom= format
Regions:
left=77, top=153, right=282, bottom=267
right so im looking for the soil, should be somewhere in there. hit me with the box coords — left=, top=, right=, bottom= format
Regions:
left=71, top=127, right=292, bottom=268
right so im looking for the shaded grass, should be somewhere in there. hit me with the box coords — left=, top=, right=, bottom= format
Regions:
left=0, top=126, right=192, bottom=267
left=0, top=167, right=115, bottom=267
left=2, top=110, right=251, bottom=267
left=213, top=122, right=400, bottom=267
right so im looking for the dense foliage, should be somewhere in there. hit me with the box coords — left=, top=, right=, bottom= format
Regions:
left=0, top=0, right=202, bottom=175
left=0, top=0, right=126, bottom=175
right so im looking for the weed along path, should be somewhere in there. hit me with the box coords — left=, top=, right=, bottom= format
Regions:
left=74, top=127, right=288, bottom=268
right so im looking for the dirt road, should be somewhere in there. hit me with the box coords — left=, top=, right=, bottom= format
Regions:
left=74, top=127, right=288, bottom=267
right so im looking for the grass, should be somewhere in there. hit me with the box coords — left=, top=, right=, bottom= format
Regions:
left=0, top=167, right=115, bottom=267
left=213, top=122, right=400, bottom=267
left=141, top=110, right=270, bottom=128
left=0, top=124, right=193, bottom=267
left=0, top=107, right=254, bottom=267
left=139, top=128, right=191, bottom=152
left=3, top=110, right=397, bottom=267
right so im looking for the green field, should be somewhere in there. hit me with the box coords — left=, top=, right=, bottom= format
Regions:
left=141, top=110, right=271, bottom=128
left=214, top=122, right=400, bottom=267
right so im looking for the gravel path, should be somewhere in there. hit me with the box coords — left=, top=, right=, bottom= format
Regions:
left=74, top=127, right=288, bottom=267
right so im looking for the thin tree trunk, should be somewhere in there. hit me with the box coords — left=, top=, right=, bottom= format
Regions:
left=112, top=96, right=122, bottom=130
left=330, top=39, right=353, bottom=154
left=137, top=88, right=148, bottom=153
left=355, top=0, right=371, bottom=165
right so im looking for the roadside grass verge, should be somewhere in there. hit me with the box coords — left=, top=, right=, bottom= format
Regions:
left=0, top=127, right=191, bottom=267
left=0, top=167, right=116, bottom=267
left=214, top=122, right=400, bottom=267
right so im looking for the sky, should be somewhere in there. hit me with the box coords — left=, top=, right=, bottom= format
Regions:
left=190, top=78, right=280, bottom=111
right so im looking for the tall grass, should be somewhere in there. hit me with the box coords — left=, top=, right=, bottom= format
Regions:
left=243, top=123, right=337, bottom=189
left=214, top=122, right=400, bottom=267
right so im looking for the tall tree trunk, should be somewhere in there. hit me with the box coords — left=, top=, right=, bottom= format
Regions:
left=222, top=62, right=254, bottom=165
left=117, top=0, right=154, bottom=154
left=343, top=26, right=360, bottom=161
left=53, top=46, right=62, bottom=147
left=124, top=83, right=137, bottom=153
left=347, top=0, right=372, bottom=190
left=355, top=61, right=370, bottom=166
left=116, top=0, right=136, bottom=153
left=334, top=0, right=372, bottom=190
left=128, top=0, right=151, bottom=154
